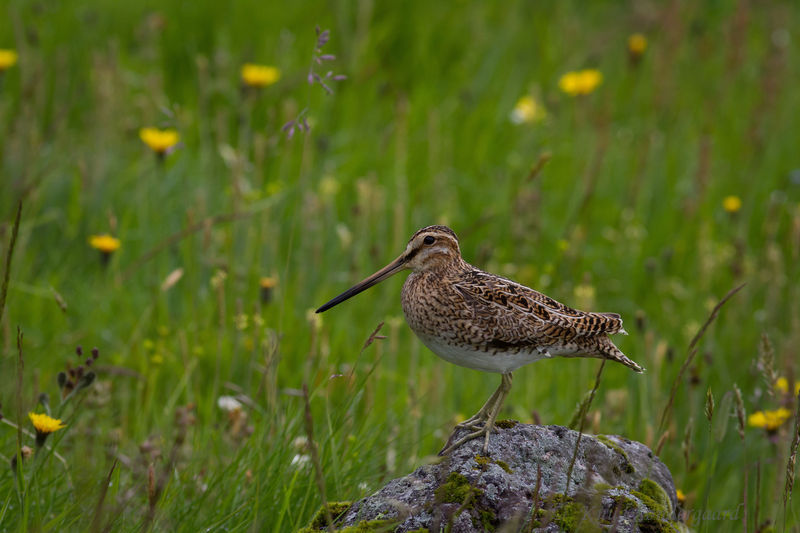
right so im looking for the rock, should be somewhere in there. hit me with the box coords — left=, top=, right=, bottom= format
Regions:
left=301, top=423, right=688, bottom=532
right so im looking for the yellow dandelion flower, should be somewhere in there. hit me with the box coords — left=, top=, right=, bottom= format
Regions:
left=89, top=234, right=121, bottom=253
left=559, top=69, right=603, bottom=96
left=775, top=377, right=800, bottom=396
left=29, top=412, right=66, bottom=445
left=748, top=408, right=792, bottom=431
left=29, top=412, right=66, bottom=433
left=676, top=489, right=686, bottom=503
left=628, top=34, right=648, bottom=56
left=510, top=96, right=546, bottom=124
left=0, top=49, right=18, bottom=71
left=139, top=127, right=180, bottom=155
left=241, top=63, right=281, bottom=88
left=722, top=195, right=742, bottom=213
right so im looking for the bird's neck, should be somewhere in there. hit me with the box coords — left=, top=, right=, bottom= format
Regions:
left=416, top=256, right=471, bottom=276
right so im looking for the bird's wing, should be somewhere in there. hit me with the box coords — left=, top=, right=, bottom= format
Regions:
left=452, top=270, right=625, bottom=338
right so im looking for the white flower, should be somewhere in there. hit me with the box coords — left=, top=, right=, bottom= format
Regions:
left=217, top=395, right=243, bottom=412
left=291, top=454, right=310, bottom=467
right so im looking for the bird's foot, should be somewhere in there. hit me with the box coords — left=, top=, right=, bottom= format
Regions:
left=438, top=422, right=495, bottom=456
left=439, top=373, right=512, bottom=456
left=454, top=415, right=488, bottom=432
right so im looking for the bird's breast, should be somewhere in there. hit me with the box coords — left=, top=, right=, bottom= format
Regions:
left=400, top=271, right=460, bottom=337
left=400, top=271, right=549, bottom=373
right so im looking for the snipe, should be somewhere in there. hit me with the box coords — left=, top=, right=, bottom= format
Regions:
left=317, top=225, right=643, bottom=454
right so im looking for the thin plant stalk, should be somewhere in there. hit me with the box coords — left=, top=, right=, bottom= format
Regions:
left=303, top=383, right=333, bottom=532
left=659, top=283, right=746, bottom=432
left=783, top=391, right=800, bottom=530
left=0, top=199, right=22, bottom=325
left=565, top=359, right=606, bottom=493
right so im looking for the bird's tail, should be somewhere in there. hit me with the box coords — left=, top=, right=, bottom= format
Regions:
left=598, top=336, right=644, bottom=373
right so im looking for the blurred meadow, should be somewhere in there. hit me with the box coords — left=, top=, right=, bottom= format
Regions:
left=1, top=0, right=800, bottom=531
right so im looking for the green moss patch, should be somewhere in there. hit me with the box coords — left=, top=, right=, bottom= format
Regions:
left=434, top=471, right=499, bottom=530
left=475, top=508, right=497, bottom=531
left=299, top=502, right=402, bottom=532
left=595, top=435, right=635, bottom=474
left=612, top=493, right=639, bottom=514
left=495, top=419, right=518, bottom=429
left=638, top=512, right=681, bottom=533
left=435, top=472, right=483, bottom=505
left=494, top=459, right=513, bottom=473
left=474, top=454, right=491, bottom=468
left=339, top=519, right=399, bottom=532
left=552, top=500, right=602, bottom=533
left=593, top=482, right=612, bottom=493
left=638, top=479, right=670, bottom=511
left=473, top=454, right=513, bottom=473
left=631, top=478, right=671, bottom=519
left=301, top=501, right=353, bottom=531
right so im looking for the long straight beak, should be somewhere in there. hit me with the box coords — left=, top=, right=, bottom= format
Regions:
left=316, top=254, right=408, bottom=313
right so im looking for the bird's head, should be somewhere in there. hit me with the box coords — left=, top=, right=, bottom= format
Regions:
left=316, top=225, right=462, bottom=313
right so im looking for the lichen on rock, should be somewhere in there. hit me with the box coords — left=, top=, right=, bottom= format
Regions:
left=300, top=424, right=687, bottom=532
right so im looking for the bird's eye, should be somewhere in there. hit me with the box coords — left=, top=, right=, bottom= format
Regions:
left=423, top=235, right=435, bottom=245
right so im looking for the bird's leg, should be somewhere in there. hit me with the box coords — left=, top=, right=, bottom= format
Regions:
left=454, top=382, right=504, bottom=430
left=439, top=372, right=513, bottom=456
left=480, top=373, right=513, bottom=454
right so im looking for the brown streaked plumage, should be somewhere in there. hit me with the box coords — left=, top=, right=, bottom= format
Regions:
left=316, top=225, right=643, bottom=455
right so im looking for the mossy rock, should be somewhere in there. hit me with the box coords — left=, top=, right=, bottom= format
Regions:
left=434, top=471, right=499, bottom=530
left=318, top=424, right=682, bottom=532
left=611, top=493, right=639, bottom=514
left=474, top=454, right=492, bottom=468
left=473, top=454, right=513, bottom=473
left=495, top=419, right=519, bottom=429
left=638, top=512, right=682, bottom=533
left=340, top=519, right=399, bottom=532
left=596, top=435, right=635, bottom=474
left=474, top=508, right=497, bottom=531
left=632, top=478, right=670, bottom=516
left=550, top=499, right=602, bottom=533
left=434, top=472, right=483, bottom=504
left=638, top=479, right=670, bottom=511
left=632, top=479, right=684, bottom=532
left=299, top=501, right=353, bottom=531
left=592, top=482, right=613, bottom=492
left=494, top=459, right=512, bottom=473
left=300, top=517, right=397, bottom=533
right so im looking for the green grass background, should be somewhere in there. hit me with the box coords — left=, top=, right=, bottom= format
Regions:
left=1, top=0, right=799, bottom=530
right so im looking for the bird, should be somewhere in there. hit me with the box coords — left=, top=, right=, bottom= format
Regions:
left=316, top=225, right=643, bottom=455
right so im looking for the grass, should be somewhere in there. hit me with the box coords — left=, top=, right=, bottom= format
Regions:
left=1, top=0, right=799, bottom=530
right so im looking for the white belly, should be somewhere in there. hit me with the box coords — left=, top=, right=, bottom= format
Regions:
left=415, top=333, right=550, bottom=374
